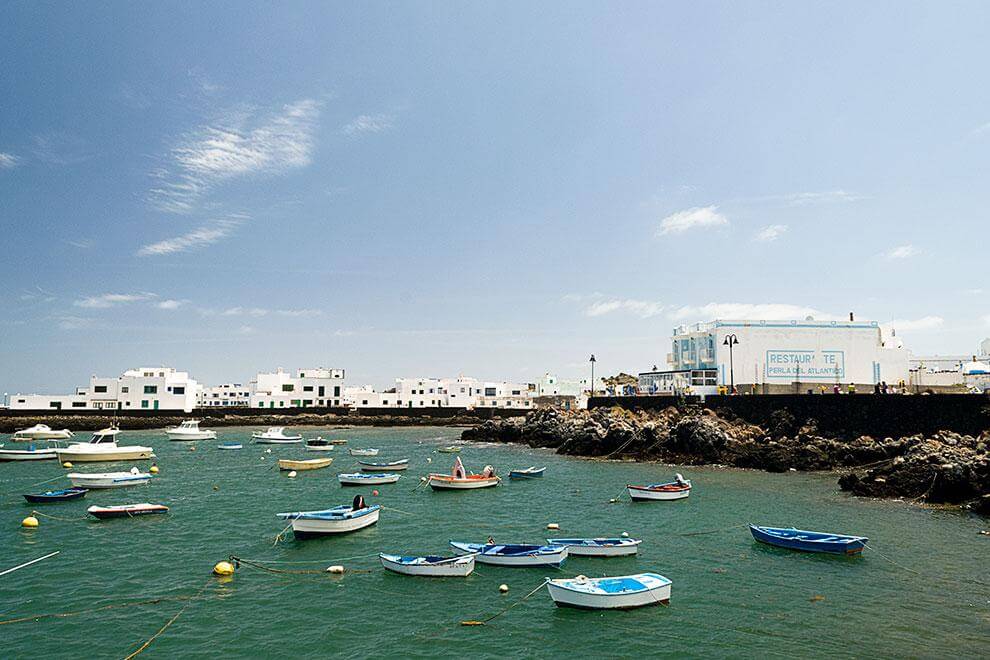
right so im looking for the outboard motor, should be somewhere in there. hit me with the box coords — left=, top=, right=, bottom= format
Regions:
left=352, top=494, right=366, bottom=510
left=675, top=473, right=685, bottom=485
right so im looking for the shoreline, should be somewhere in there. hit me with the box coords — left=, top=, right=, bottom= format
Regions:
left=461, top=405, right=990, bottom=514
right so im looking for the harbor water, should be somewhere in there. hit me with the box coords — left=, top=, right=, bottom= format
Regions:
left=2, top=426, right=987, bottom=658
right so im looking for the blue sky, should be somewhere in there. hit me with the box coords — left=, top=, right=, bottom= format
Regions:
left=2, top=2, right=989, bottom=394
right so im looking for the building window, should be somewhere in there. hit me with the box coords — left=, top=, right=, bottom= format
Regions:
left=303, top=386, right=314, bottom=392
left=72, top=401, right=86, bottom=408
left=141, top=400, right=149, bottom=408
left=173, top=387, right=185, bottom=395
left=121, top=387, right=128, bottom=393
left=94, top=385, right=108, bottom=393
left=334, top=386, right=340, bottom=397
left=144, top=385, right=157, bottom=394
left=282, top=384, right=294, bottom=392
left=485, top=387, right=496, bottom=396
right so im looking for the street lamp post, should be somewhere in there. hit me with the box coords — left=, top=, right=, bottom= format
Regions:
left=589, top=354, right=596, bottom=398
left=722, top=334, right=739, bottom=393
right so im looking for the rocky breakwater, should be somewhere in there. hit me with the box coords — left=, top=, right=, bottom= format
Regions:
left=462, top=406, right=990, bottom=511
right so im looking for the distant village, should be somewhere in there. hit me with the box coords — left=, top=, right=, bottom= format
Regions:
left=6, top=314, right=989, bottom=413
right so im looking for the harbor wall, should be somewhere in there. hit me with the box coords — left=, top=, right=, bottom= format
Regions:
left=588, top=394, right=990, bottom=438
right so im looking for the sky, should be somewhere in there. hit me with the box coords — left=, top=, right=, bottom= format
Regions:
left=2, top=1, right=989, bottom=394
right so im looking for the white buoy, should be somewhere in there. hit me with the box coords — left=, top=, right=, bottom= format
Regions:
left=266, top=448, right=272, bottom=454
left=288, top=470, right=297, bottom=478
left=547, top=523, right=560, bottom=530
left=327, top=565, right=344, bottom=574
left=621, top=531, right=629, bottom=537
left=499, top=584, right=509, bottom=593
left=420, top=476, right=427, bottom=482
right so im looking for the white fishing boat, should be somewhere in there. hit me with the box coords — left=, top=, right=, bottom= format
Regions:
left=67, top=467, right=152, bottom=489
left=277, top=458, right=333, bottom=471
left=348, top=448, right=380, bottom=457
left=304, top=437, right=335, bottom=452
left=275, top=499, right=380, bottom=538
left=449, top=542, right=568, bottom=567
left=545, top=572, right=672, bottom=609
left=217, top=442, right=242, bottom=450
left=166, top=420, right=217, bottom=441
left=338, top=472, right=401, bottom=486
left=428, top=457, right=499, bottom=490
left=55, top=427, right=154, bottom=463
left=0, top=443, right=60, bottom=461
left=358, top=459, right=409, bottom=471
left=252, top=427, right=303, bottom=443
left=11, top=424, right=74, bottom=441
left=379, top=553, right=475, bottom=577
left=546, top=538, right=642, bottom=557
left=627, top=474, right=692, bottom=501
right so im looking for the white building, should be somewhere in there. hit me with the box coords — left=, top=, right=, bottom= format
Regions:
left=197, top=383, right=251, bottom=408
left=345, top=376, right=537, bottom=409
left=9, top=367, right=200, bottom=412
left=639, top=317, right=910, bottom=395
left=250, top=367, right=345, bottom=409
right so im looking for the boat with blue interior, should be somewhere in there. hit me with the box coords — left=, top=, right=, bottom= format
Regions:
left=749, top=525, right=868, bottom=555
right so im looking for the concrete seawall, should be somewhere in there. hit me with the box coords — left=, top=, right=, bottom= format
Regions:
left=589, top=394, right=990, bottom=438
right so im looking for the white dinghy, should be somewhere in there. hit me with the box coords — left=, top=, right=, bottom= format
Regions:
left=545, top=538, right=642, bottom=557
left=12, top=424, right=74, bottom=441
left=275, top=496, right=380, bottom=538
left=449, top=542, right=568, bottom=567
left=545, top=572, right=672, bottom=609
left=338, top=472, right=401, bottom=486
left=252, top=427, right=303, bottom=443
left=379, top=553, right=475, bottom=577
left=0, top=443, right=60, bottom=461
left=67, top=467, right=152, bottom=489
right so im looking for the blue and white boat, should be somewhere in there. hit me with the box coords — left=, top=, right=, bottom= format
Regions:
left=338, top=472, right=401, bottom=486
left=23, top=487, right=89, bottom=504
left=275, top=504, right=380, bottom=538
left=217, top=442, right=242, bottom=450
left=545, top=537, right=641, bottom=557
left=508, top=466, right=546, bottom=479
left=358, top=459, right=409, bottom=471
left=449, top=541, right=567, bottom=567
left=749, top=525, right=868, bottom=555
left=379, top=553, right=475, bottom=577
left=546, top=572, right=672, bottom=609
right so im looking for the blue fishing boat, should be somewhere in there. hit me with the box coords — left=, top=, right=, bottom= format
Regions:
left=449, top=541, right=567, bottom=567
left=508, top=466, right=546, bottom=479
left=23, top=488, right=89, bottom=504
left=749, top=525, right=868, bottom=555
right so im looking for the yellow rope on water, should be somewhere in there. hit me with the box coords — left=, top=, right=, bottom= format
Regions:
left=460, top=579, right=548, bottom=626
left=122, top=579, right=213, bottom=659
left=0, top=594, right=202, bottom=626
left=29, top=509, right=88, bottom=522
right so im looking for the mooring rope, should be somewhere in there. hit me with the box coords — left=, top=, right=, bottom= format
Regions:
left=229, top=552, right=381, bottom=565
left=122, top=579, right=213, bottom=659
left=2, top=474, right=65, bottom=496
left=676, top=523, right=750, bottom=537
left=29, top=509, right=88, bottom=522
left=271, top=523, right=293, bottom=547
left=0, top=551, right=60, bottom=578
left=460, top=579, right=548, bottom=626
left=229, top=555, right=373, bottom=576
left=0, top=593, right=206, bottom=627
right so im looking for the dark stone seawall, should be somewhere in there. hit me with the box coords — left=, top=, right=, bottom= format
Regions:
left=589, top=394, right=990, bottom=438
left=0, top=406, right=527, bottom=434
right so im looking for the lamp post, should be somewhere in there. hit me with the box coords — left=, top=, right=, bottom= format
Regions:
left=722, top=334, right=739, bottom=393
left=589, top=354, right=596, bottom=398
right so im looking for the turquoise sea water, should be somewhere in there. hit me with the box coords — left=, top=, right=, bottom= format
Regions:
left=2, top=426, right=988, bottom=659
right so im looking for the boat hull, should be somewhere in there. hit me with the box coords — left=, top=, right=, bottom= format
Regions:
left=67, top=473, right=151, bottom=489
left=450, top=542, right=568, bottom=567
left=428, top=475, right=499, bottom=490
left=627, top=484, right=691, bottom=501
left=217, top=444, right=242, bottom=450
left=289, top=508, right=380, bottom=537
left=55, top=447, right=154, bottom=463
left=358, top=461, right=409, bottom=471
left=380, top=554, right=475, bottom=577
left=547, top=539, right=641, bottom=557
left=0, top=449, right=58, bottom=461
left=349, top=449, right=380, bottom=456
left=338, top=473, right=400, bottom=486
left=23, top=488, right=89, bottom=503
left=508, top=467, right=546, bottom=479
left=167, top=431, right=216, bottom=441
left=253, top=438, right=302, bottom=444
left=749, top=525, right=868, bottom=555
left=305, top=445, right=335, bottom=452
left=87, top=504, right=169, bottom=519
left=277, top=458, right=333, bottom=471
left=546, top=574, right=671, bottom=609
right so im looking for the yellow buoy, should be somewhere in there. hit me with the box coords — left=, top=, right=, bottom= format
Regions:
left=499, top=584, right=509, bottom=593
left=546, top=523, right=560, bottom=530
left=62, top=461, right=73, bottom=468
left=21, top=515, right=40, bottom=528
left=213, top=561, right=235, bottom=576
left=150, top=465, right=159, bottom=474
left=327, top=565, right=344, bottom=574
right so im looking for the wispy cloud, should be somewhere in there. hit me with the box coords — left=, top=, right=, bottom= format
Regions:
left=884, top=244, right=919, bottom=260
left=969, top=122, right=990, bottom=139
left=156, top=299, right=185, bottom=310
left=65, top=238, right=95, bottom=249
left=342, top=113, right=395, bottom=136
left=55, top=315, right=94, bottom=330
left=0, top=152, right=19, bottom=169
left=31, top=133, right=95, bottom=165
left=20, top=286, right=57, bottom=303
left=657, top=205, right=728, bottom=236
left=584, top=299, right=665, bottom=319
left=754, top=224, right=788, bottom=242
left=669, top=302, right=830, bottom=322
left=883, top=316, right=944, bottom=332
left=214, top=306, right=322, bottom=318
left=74, top=292, right=157, bottom=309
left=149, top=99, right=321, bottom=214
left=740, top=190, right=865, bottom=206
left=137, top=216, right=244, bottom=256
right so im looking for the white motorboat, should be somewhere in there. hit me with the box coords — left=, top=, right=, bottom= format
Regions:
left=338, top=472, right=401, bottom=486
left=166, top=420, right=217, bottom=441
left=275, top=503, right=380, bottom=538
left=55, top=427, right=154, bottom=463
left=252, top=427, right=303, bottom=444
left=545, top=572, right=672, bottom=609
left=379, top=553, right=475, bottom=577
left=304, top=437, right=335, bottom=452
left=67, top=467, right=152, bottom=489
left=11, top=424, right=75, bottom=441
left=449, top=542, right=568, bottom=567
left=546, top=538, right=642, bottom=557
left=0, top=443, right=60, bottom=461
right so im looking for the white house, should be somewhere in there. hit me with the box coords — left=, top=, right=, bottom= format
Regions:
left=197, top=383, right=251, bottom=408
left=9, top=367, right=201, bottom=412
left=250, top=367, right=345, bottom=409
left=639, top=317, right=910, bottom=395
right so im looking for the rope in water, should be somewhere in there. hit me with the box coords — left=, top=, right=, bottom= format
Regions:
left=2, top=474, right=65, bottom=496
left=460, top=579, right=548, bottom=626
left=0, top=551, right=60, bottom=578
left=229, top=552, right=381, bottom=565
left=379, top=505, right=415, bottom=516
left=121, top=579, right=213, bottom=659
left=29, top=509, right=88, bottom=522
left=676, top=523, right=750, bottom=536
left=229, top=555, right=373, bottom=575
left=0, top=593, right=205, bottom=627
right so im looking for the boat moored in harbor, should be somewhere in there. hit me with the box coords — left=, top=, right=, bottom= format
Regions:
left=277, top=458, right=333, bottom=471
left=379, top=553, right=475, bottom=577
left=546, top=572, right=672, bottom=609
left=252, top=427, right=303, bottom=443
left=275, top=497, right=380, bottom=538
left=166, top=420, right=217, bottom=441
left=428, top=457, right=499, bottom=490
left=749, top=525, right=868, bottom=555
left=55, top=427, right=154, bottom=463
left=0, top=443, right=60, bottom=461
left=304, top=438, right=335, bottom=451
left=349, top=448, right=380, bottom=457
left=358, top=459, right=408, bottom=471
left=627, top=474, right=692, bottom=501
left=449, top=542, right=567, bottom=567
left=67, top=468, right=152, bottom=489
left=546, top=537, right=642, bottom=557
left=87, top=503, right=169, bottom=519
left=12, top=424, right=74, bottom=441
left=23, top=488, right=89, bottom=503
left=508, top=466, right=546, bottom=479
left=217, top=442, right=242, bottom=450
left=338, top=472, right=401, bottom=486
